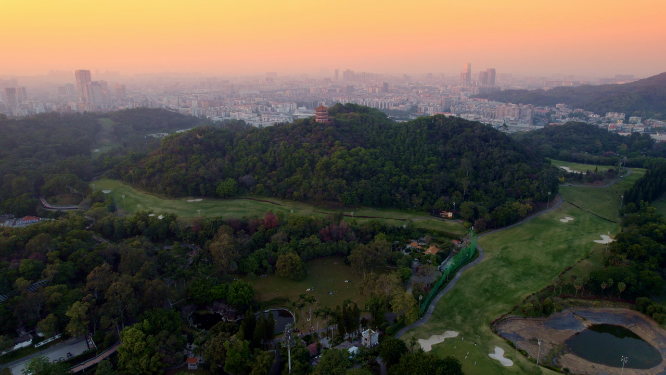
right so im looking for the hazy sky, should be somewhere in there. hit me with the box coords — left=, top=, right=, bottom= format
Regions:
left=2, top=0, right=665, bottom=77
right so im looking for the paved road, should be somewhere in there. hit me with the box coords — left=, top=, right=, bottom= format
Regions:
left=560, top=167, right=631, bottom=188
left=4, top=339, right=88, bottom=375
left=395, top=194, right=564, bottom=338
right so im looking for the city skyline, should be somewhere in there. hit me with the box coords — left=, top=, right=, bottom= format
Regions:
left=1, top=0, right=665, bottom=77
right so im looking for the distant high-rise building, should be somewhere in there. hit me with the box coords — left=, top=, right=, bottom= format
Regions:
left=382, top=82, right=389, bottom=93
left=343, top=69, right=354, bottom=81
left=84, top=81, right=104, bottom=105
left=4, top=87, right=18, bottom=109
left=75, top=70, right=92, bottom=102
left=16, top=87, right=28, bottom=102
left=342, top=85, right=354, bottom=94
left=115, top=83, right=126, bottom=99
left=461, top=63, right=472, bottom=85
left=478, top=71, right=489, bottom=85
left=486, top=68, right=496, bottom=86
left=335, top=69, right=339, bottom=80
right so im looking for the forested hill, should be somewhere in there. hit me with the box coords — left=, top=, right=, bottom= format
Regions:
left=513, top=122, right=666, bottom=165
left=115, top=104, right=559, bottom=217
left=474, top=72, right=666, bottom=119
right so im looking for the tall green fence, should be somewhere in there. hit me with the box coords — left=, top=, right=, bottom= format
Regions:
left=419, top=230, right=477, bottom=316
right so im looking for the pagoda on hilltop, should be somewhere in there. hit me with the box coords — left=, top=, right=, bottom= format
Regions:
left=315, top=104, right=329, bottom=123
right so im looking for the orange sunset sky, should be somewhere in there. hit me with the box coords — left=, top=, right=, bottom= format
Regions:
left=1, top=0, right=665, bottom=77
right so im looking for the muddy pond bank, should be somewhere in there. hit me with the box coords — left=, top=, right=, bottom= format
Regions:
left=494, top=308, right=666, bottom=375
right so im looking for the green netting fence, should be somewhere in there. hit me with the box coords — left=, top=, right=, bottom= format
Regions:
left=419, top=229, right=477, bottom=316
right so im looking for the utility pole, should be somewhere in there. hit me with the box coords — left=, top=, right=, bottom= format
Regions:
left=284, top=323, right=293, bottom=374
left=620, top=356, right=628, bottom=375
left=536, top=339, right=542, bottom=367
left=122, top=195, right=126, bottom=211
left=620, top=195, right=624, bottom=208
left=547, top=192, right=551, bottom=209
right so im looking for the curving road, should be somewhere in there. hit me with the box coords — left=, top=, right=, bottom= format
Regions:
left=395, top=194, right=564, bottom=338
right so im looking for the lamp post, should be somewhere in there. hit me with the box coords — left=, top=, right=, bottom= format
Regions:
left=419, top=295, right=423, bottom=311
left=122, top=195, right=126, bottom=211
left=620, top=356, right=628, bottom=375
left=547, top=192, right=551, bottom=209
left=620, top=195, right=624, bottom=208
left=284, top=323, right=293, bottom=374
left=197, top=209, right=201, bottom=217
left=536, top=339, right=542, bottom=367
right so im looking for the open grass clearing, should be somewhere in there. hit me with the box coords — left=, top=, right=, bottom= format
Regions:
left=558, top=167, right=645, bottom=221
left=240, top=257, right=375, bottom=330
left=401, top=202, right=616, bottom=375
left=46, top=193, right=83, bottom=206
left=549, top=159, right=615, bottom=173
left=92, top=179, right=466, bottom=234
left=652, top=194, right=666, bottom=217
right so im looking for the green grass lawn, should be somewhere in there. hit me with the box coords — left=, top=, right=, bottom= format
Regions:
left=652, top=194, right=666, bottom=217
left=92, top=179, right=466, bottom=234
left=558, top=168, right=645, bottom=221
left=549, top=159, right=615, bottom=173
left=401, top=202, right=617, bottom=375
left=46, top=193, right=83, bottom=206
left=240, top=257, right=370, bottom=330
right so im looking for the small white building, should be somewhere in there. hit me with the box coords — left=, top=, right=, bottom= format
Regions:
left=362, top=329, right=378, bottom=348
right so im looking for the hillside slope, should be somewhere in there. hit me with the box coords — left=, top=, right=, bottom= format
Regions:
left=114, top=104, right=559, bottom=216
left=476, top=72, right=666, bottom=119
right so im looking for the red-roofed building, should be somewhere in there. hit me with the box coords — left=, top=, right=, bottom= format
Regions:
left=186, top=357, right=199, bottom=369
left=306, top=343, right=318, bottom=357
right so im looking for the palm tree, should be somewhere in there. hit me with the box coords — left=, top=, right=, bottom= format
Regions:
left=606, top=279, right=614, bottom=298
left=601, top=282, right=608, bottom=295
left=409, top=336, right=418, bottom=353
left=581, top=275, right=590, bottom=296
left=551, top=276, right=560, bottom=296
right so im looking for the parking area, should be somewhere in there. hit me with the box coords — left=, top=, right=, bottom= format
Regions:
left=8, top=339, right=89, bottom=375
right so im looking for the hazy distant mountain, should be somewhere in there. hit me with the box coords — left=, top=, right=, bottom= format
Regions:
left=475, top=72, right=666, bottom=120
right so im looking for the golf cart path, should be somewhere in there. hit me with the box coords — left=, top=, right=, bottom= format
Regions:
left=395, top=194, right=564, bottom=338
left=560, top=168, right=631, bottom=188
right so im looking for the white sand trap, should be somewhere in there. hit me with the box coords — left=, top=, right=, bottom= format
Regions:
left=488, top=347, right=513, bottom=367
left=186, top=199, right=203, bottom=202
left=560, top=216, right=574, bottom=223
left=101, top=190, right=111, bottom=194
left=157, top=215, right=164, bottom=220
left=559, top=166, right=574, bottom=173
left=418, top=331, right=459, bottom=352
left=594, top=234, right=614, bottom=244
left=149, top=214, right=155, bottom=217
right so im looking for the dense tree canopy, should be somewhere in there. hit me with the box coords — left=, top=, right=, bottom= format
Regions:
left=114, top=104, right=558, bottom=215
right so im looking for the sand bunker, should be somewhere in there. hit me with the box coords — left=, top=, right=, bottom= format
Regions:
left=157, top=215, right=164, bottom=220
left=101, top=190, right=111, bottom=194
left=186, top=199, right=203, bottom=202
left=594, top=235, right=613, bottom=244
left=418, top=331, right=459, bottom=352
left=149, top=214, right=155, bottom=217
left=560, top=216, right=574, bottom=223
left=488, top=347, right=513, bottom=367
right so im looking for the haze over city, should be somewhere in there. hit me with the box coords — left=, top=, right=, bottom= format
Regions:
left=2, top=0, right=666, bottom=77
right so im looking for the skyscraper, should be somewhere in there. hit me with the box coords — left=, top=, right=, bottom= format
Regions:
left=335, top=69, right=339, bottom=80
left=85, top=81, right=104, bottom=105
left=115, top=83, right=126, bottom=100
left=486, top=68, right=496, bottom=86
left=479, top=71, right=489, bottom=85
left=461, top=63, right=472, bottom=85
left=75, top=70, right=92, bottom=102
left=4, top=88, right=18, bottom=109
left=16, top=87, right=28, bottom=102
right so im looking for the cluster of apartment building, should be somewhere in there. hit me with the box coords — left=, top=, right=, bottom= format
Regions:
left=0, top=67, right=656, bottom=136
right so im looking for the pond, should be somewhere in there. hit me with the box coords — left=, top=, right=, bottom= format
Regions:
left=565, top=324, right=662, bottom=369
left=192, top=308, right=294, bottom=334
